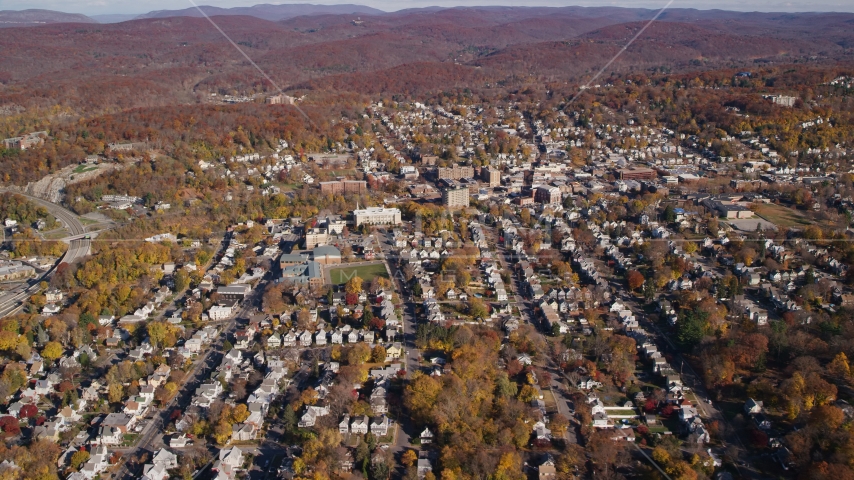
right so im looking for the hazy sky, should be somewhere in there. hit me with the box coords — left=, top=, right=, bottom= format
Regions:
left=9, top=0, right=854, bottom=15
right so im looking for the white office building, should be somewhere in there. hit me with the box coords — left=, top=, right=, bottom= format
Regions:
left=353, top=207, right=402, bottom=227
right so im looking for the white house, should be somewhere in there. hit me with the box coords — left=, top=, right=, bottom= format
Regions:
left=577, top=377, right=602, bottom=390
left=298, top=405, right=329, bottom=428
left=94, top=426, right=123, bottom=446
left=142, top=449, right=178, bottom=480
left=231, top=423, right=258, bottom=441
left=208, top=305, right=234, bottom=321
left=533, top=420, right=552, bottom=440
left=299, top=330, right=313, bottom=347
left=213, top=446, right=244, bottom=480
left=79, top=445, right=111, bottom=479
left=351, top=416, right=369, bottom=435
left=266, top=333, right=282, bottom=349
left=370, top=416, right=389, bottom=436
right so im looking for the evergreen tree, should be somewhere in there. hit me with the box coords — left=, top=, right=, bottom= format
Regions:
left=663, top=205, right=676, bottom=223
left=676, top=308, right=708, bottom=349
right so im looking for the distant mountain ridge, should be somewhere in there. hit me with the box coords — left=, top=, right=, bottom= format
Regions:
left=134, top=3, right=384, bottom=21
left=0, top=9, right=94, bottom=27
left=1, top=3, right=852, bottom=115
left=90, top=14, right=139, bottom=24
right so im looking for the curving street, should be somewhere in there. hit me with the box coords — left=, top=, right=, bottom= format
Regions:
left=0, top=189, right=91, bottom=317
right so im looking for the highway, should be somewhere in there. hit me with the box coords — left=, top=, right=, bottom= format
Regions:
left=0, top=190, right=91, bottom=317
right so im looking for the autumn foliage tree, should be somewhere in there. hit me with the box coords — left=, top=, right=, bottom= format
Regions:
left=41, top=341, right=63, bottom=363
left=626, top=270, right=645, bottom=292
left=0, top=416, right=20, bottom=435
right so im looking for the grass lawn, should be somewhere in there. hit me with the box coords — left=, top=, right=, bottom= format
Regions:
left=344, top=434, right=360, bottom=447
left=608, top=409, right=639, bottom=416
left=377, top=430, right=394, bottom=444
left=328, top=169, right=358, bottom=176
left=122, top=433, right=140, bottom=446
left=329, top=263, right=389, bottom=285
left=543, top=389, right=558, bottom=413
left=73, top=164, right=99, bottom=174
left=752, top=203, right=812, bottom=228
left=43, top=230, right=70, bottom=240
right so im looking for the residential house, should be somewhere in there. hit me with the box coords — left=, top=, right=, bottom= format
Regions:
left=538, top=456, right=556, bottom=480
left=610, top=427, right=635, bottom=442
left=169, top=434, right=191, bottom=448
left=213, top=446, right=244, bottom=480
left=299, top=330, right=313, bottom=347
left=370, top=416, right=389, bottom=436
left=193, top=382, right=223, bottom=408
left=45, top=288, right=63, bottom=304
left=232, top=423, right=258, bottom=441
left=417, top=458, right=433, bottom=479
left=577, top=377, right=602, bottom=390
left=142, top=449, right=178, bottom=480
left=386, top=343, right=403, bottom=359
left=298, top=405, right=329, bottom=428
left=267, top=333, right=282, bottom=349
left=744, top=398, right=763, bottom=415
left=94, top=426, right=123, bottom=445
left=351, top=416, right=369, bottom=435
left=102, top=413, right=135, bottom=433
left=79, top=445, right=111, bottom=480
left=533, top=420, right=552, bottom=440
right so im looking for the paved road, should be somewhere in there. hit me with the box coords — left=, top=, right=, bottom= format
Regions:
left=0, top=190, right=92, bottom=317
left=110, top=233, right=244, bottom=479
left=485, top=225, right=581, bottom=445
left=634, top=302, right=755, bottom=477
left=373, top=231, right=422, bottom=458
left=112, top=298, right=251, bottom=479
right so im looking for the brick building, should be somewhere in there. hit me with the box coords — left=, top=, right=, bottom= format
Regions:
left=435, top=165, right=475, bottom=181
left=319, top=179, right=368, bottom=195
left=535, top=186, right=562, bottom=205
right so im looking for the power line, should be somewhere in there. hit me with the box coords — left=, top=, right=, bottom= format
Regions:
left=186, top=0, right=315, bottom=126
left=566, top=0, right=676, bottom=108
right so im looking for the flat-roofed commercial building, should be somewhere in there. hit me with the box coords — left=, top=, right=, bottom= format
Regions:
left=353, top=207, right=402, bottom=227
left=319, top=179, right=367, bottom=195
left=442, top=187, right=470, bottom=209
left=534, top=186, right=561, bottom=205
left=482, top=168, right=501, bottom=187
left=617, top=167, right=657, bottom=180
left=435, top=165, right=474, bottom=181
left=216, top=284, right=252, bottom=305
left=304, top=228, right=329, bottom=249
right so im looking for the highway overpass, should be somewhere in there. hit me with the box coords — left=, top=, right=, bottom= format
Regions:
left=0, top=190, right=91, bottom=317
